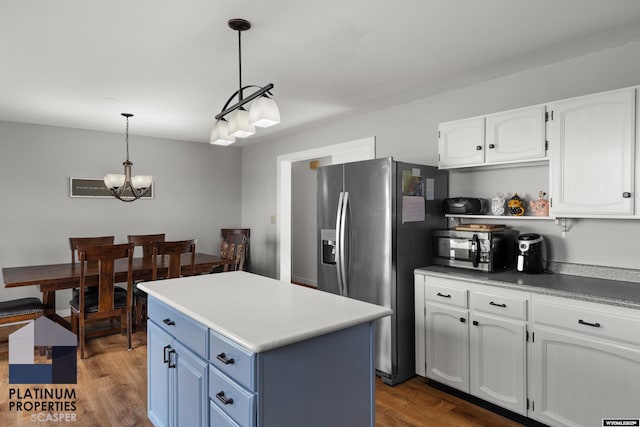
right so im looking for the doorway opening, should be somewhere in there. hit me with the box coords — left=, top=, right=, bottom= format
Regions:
left=276, top=137, right=375, bottom=283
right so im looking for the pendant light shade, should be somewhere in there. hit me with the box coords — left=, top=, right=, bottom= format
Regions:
left=228, top=108, right=255, bottom=138
left=210, top=119, right=236, bottom=146
left=104, top=174, right=125, bottom=189
left=249, top=96, right=280, bottom=128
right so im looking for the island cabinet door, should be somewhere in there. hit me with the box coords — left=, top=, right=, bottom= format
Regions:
left=148, top=322, right=172, bottom=427
left=173, top=340, right=208, bottom=427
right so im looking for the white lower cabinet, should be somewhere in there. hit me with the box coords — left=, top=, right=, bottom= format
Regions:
left=416, top=273, right=640, bottom=426
left=529, top=294, right=640, bottom=427
left=469, top=312, right=527, bottom=415
left=416, top=274, right=529, bottom=415
left=425, top=303, right=469, bottom=392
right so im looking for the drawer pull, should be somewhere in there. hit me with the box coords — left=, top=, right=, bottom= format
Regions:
left=163, top=345, right=171, bottom=364
left=489, top=301, right=507, bottom=308
left=167, top=349, right=176, bottom=368
left=163, top=318, right=175, bottom=326
left=216, top=391, right=234, bottom=405
left=578, top=319, right=601, bottom=328
left=216, top=352, right=235, bottom=365
left=459, top=317, right=466, bottom=323
left=473, top=320, right=479, bottom=326
left=436, top=292, right=452, bottom=298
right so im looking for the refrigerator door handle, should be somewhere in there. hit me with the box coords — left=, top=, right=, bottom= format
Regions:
left=335, top=191, right=345, bottom=296
left=340, top=191, right=349, bottom=297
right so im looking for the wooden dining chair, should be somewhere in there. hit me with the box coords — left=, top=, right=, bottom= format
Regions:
left=69, top=243, right=134, bottom=359
left=221, top=241, right=246, bottom=272
left=69, top=236, right=115, bottom=264
left=69, top=236, right=121, bottom=300
left=127, top=234, right=166, bottom=331
left=220, top=228, right=250, bottom=271
left=152, top=239, right=197, bottom=280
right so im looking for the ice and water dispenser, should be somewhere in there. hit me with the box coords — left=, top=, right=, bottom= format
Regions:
left=321, top=229, right=336, bottom=265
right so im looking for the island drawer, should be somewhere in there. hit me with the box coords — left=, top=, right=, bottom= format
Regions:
left=533, top=295, right=640, bottom=345
left=210, top=400, right=241, bottom=427
left=471, top=290, right=528, bottom=320
left=209, top=365, right=255, bottom=427
left=425, top=282, right=467, bottom=308
left=209, top=330, right=255, bottom=391
left=148, top=298, right=208, bottom=359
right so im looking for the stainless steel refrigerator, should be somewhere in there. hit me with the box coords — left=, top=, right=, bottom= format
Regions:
left=317, top=157, right=448, bottom=385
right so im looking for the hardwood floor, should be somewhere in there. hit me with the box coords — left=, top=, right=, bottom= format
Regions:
left=1, top=326, right=521, bottom=427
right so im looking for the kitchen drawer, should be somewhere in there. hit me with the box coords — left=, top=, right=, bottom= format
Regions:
left=425, top=282, right=467, bottom=308
left=209, top=365, right=255, bottom=427
left=471, top=290, right=528, bottom=320
left=533, top=296, right=640, bottom=345
left=210, top=330, right=255, bottom=391
left=210, top=400, right=241, bottom=427
left=148, top=298, right=208, bottom=359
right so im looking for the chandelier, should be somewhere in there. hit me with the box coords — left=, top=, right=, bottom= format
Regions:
left=210, top=18, right=280, bottom=146
left=103, top=113, right=153, bottom=202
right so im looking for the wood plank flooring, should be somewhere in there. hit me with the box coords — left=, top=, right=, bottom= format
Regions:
left=1, top=326, right=522, bottom=427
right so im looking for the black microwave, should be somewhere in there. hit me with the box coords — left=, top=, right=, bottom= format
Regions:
left=431, top=229, right=517, bottom=272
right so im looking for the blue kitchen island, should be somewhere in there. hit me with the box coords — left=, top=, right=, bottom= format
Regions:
left=138, top=271, right=392, bottom=427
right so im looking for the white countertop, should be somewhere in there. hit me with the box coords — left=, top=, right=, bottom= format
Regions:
left=138, top=271, right=392, bottom=353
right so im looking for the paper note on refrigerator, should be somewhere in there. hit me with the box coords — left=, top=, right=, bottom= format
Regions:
left=402, top=196, right=425, bottom=223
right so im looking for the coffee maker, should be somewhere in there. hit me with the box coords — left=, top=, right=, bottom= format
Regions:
left=516, top=233, right=545, bottom=273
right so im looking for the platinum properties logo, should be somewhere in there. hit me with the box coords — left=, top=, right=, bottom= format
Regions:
left=7, top=317, right=79, bottom=422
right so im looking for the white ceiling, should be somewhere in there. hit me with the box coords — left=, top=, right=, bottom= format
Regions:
left=2, top=0, right=640, bottom=147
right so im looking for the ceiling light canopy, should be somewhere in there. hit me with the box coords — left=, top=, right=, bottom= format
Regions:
left=210, top=18, right=280, bottom=146
left=103, top=113, right=152, bottom=202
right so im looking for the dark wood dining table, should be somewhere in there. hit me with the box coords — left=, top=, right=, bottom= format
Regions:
left=2, top=253, right=230, bottom=328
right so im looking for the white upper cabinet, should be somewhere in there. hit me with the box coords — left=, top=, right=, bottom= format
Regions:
left=438, top=117, right=485, bottom=168
left=548, top=88, right=636, bottom=217
left=438, top=106, right=546, bottom=169
left=485, top=105, right=546, bottom=164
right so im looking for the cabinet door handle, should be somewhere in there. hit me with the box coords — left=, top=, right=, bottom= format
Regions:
left=578, top=319, right=601, bottom=328
left=163, top=345, right=172, bottom=364
left=472, top=320, right=479, bottom=326
left=216, top=391, right=234, bottom=405
left=167, top=349, right=176, bottom=368
left=489, top=301, right=507, bottom=308
left=488, top=144, right=496, bottom=149
left=476, top=145, right=482, bottom=151
left=436, top=292, right=451, bottom=298
left=216, top=352, right=235, bottom=365
left=623, top=192, right=631, bottom=198
left=163, top=318, right=175, bottom=326
left=459, top=317, right=466, bottom=323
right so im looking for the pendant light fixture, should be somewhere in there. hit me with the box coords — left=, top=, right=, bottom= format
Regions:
left=210, top=18, right=280, bottom=146
left=103, top=113, right=153, bottom=202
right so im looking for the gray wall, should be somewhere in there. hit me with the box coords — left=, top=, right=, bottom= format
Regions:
left=0, top=121, right=242, bottom=313
left=242, top=40, right=640, bottom=278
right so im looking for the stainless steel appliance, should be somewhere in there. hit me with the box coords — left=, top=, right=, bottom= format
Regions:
left=317, top=157, right=448, bottom=385
left=516, top=233, right=546, bottom=273
left=432, top=229, right=517, bottom=271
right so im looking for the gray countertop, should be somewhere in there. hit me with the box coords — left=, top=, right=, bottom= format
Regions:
left=415, top=265, right=640, bottom=309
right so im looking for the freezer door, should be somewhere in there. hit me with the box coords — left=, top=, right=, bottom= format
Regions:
left=343, top=157, right=394, bottom=376
left=317, top=164, right=344, bottom=295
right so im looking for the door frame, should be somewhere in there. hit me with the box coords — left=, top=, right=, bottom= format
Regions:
left=276, top=137, right=375, bottom=283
